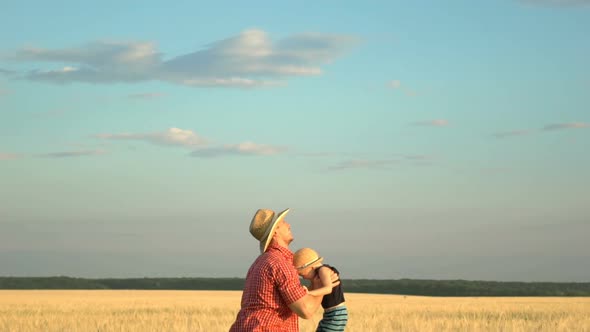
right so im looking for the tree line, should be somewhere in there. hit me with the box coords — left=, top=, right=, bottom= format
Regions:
left=1, top=277, right=589, bottom=296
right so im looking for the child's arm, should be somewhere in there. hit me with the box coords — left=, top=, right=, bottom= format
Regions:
left=307, top=266, right=336, bottom=296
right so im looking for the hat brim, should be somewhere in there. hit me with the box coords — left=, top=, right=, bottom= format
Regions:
left=296, top=256, right=324, bottom=270
left=260, top=208, right=290, bottom=254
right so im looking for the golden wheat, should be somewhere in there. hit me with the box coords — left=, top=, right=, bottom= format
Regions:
left=0, top=290, right=588, bottom=331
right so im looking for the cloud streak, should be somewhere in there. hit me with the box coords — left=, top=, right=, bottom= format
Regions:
left=0, top=153, right=20, bottom=160
left=387, top=79, right=418, bottom=97
left=403, top=154, right=427, bottom=160
left=388, top=80, right=401, bottom=89
left=493, top=130, right=531, bottom=138
left=493, top=122, right=588, bottom=138
left=4, top=29, right=359, bottom=88
left=190, top=142, right=287, bottom=157
left=97, top=128, right=208, bottom=147
left=39, top=150, right=106, bottom=158
left=0, top=68, right=17, bottom=76
left=97, top=127, right=287, bottom=158
left=327, top=159, right=397, bottom=171
left=542, top=122, right=589, bottom=131
left=412, top=119, right=449, bottom=127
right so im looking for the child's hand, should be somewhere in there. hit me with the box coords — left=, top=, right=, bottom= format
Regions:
left=302, top=285, right=308, bottom=293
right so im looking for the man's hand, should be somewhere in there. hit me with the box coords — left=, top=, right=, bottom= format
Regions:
left=290, top=268, right=341, bottom=319
left=329, top=269, right=341, bottom=286
left=311, top=268, right=340, bottom=290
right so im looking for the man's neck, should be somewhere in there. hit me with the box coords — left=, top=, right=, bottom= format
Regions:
left=270, top=239, right=290, bottom=250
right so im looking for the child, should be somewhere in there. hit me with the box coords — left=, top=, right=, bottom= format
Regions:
left=293, top=248, right=348, bottom=332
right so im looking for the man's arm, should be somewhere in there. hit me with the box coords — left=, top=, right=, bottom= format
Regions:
left=288, top=292, right=324, bottom=319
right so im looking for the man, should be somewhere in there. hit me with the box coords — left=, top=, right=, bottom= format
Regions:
left=229, top=208, right=339, bottom=332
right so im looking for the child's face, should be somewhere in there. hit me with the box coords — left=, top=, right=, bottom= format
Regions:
left=297, top=266, right=315, bottom=280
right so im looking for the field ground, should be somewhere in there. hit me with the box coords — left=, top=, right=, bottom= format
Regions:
left=1, top=290, right=589, bottom=331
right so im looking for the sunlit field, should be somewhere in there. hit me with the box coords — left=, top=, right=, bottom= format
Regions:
left=1, top=290, right=589, bottom=332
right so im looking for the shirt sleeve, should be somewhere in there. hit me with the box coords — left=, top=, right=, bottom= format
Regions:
left=273, top=258, right=307, bottom=305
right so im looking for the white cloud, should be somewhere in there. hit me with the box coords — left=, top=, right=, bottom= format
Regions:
left=412, top=119, right=449, bottom=127
left=5, top=29, right=359, bottom=88
left=39, top=150, right=106, bottom=158
left=542, top=122, right=589, bottom=131
left=493, top=130, right=531, bottom=138
left=388, top=80, right=401, bottom=89
left=97, top=128, right=207, bottom=147
left=191, top=142, right=287, bottom=157
left=61, top=66, right=78, bottom=72
left=15, top=41, right=160, bottom=66
left=327, top=159, right=397, bottom=171
left=181, top=77, right=285, bottom=88
left=227, top=142, right=285, bottom=155
left=0, top=153, right=20, bottom=160
left=97, top=128, right=286, bottom=158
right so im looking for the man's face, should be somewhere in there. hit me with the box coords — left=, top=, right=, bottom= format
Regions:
left=275, top=219, right=294, bottom=244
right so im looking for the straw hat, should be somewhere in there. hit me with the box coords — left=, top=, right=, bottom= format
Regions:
left=250, top=208, right=290, bottom=254
left=293, top=248, right=324, bottom=270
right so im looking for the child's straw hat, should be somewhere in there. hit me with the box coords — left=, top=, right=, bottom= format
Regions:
left=293, top=248, right=324, bottom=270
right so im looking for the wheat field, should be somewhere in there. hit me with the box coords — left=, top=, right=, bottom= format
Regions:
left=0, top=290, right=589, bottom=332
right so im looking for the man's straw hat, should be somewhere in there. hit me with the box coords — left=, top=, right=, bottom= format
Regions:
left=293, top=248, right=324, bottom=270
left=250, top=208, right=290, bottom=254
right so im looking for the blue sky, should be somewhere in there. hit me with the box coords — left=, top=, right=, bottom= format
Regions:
left=1, top=0, right=589, bottom=281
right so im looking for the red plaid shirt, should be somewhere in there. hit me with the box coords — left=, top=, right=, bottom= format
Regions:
left=230, top=243, right=307, bottom=332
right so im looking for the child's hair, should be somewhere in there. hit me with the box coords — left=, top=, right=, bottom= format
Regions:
left=293, top=248, right=324, bottom=270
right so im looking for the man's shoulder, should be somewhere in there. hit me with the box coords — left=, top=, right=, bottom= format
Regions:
left=248, top=252, right=294, bottom=282
left=264, top=250, right=291, bottom=265
left=254, top=251, right=294, bottom=274
left=253, top=251, right=285, bottom=267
